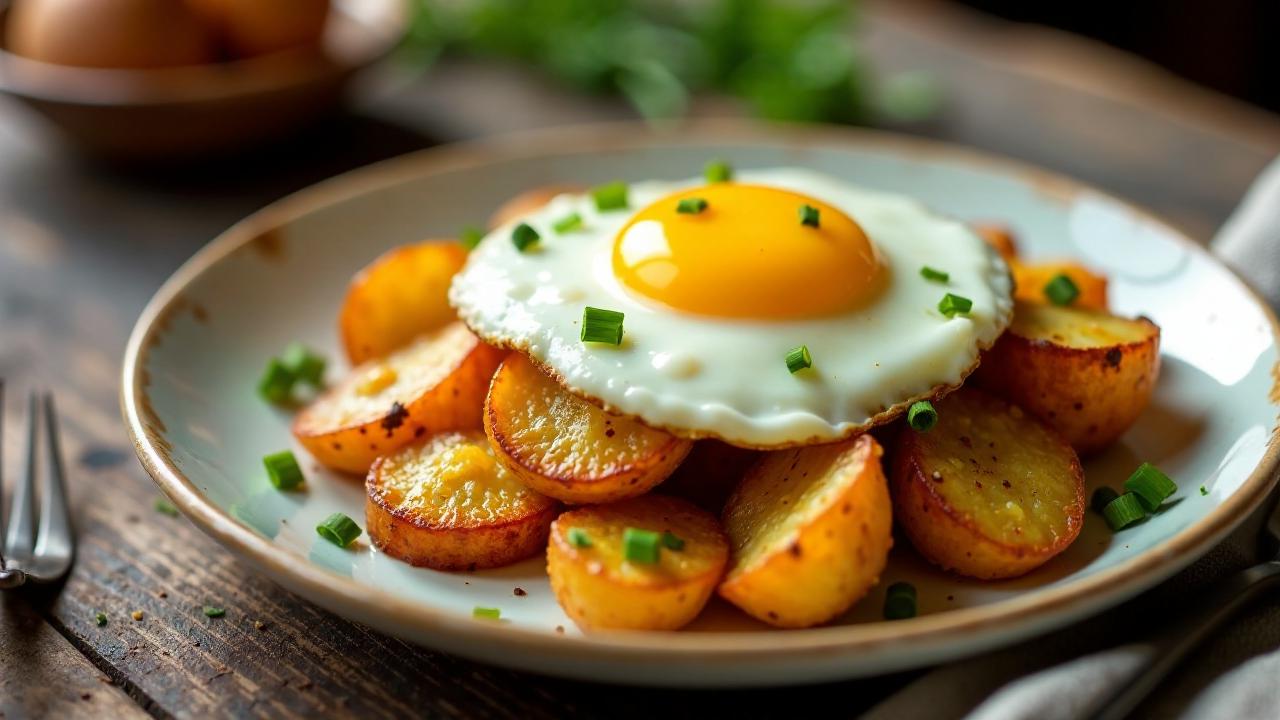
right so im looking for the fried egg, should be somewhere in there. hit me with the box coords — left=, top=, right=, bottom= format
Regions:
left=449, top=168, right=1013, bottom=447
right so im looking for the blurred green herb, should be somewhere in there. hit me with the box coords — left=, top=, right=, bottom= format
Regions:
left=405, top=0, right=936, bottom=125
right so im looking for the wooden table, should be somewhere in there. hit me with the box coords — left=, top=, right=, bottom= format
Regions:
left=3, top=2, right=1279, bottom=718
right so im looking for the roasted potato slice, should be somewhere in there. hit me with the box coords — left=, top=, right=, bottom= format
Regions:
left=484, top=353, right=692, bottom=504
left=339, top=241, right=467, bottom=365
left=547, top=494, right=728, bottom=631
left=974, top=300, right=1160, bottom=455
left=658, top=441, right=760, bottom=513
left=488, top=184, right=585, bottom=229
left=972, top=223, right=1019, bottom=263
left=718, top=435, right=892, bottom=628
left=367, top=431, right=558, bottom=570
left=294, top=322, right=504, bottom=474
left=1012, top=260, right=1109, bottom=311
left=892, top=387, right=1085, bottom=580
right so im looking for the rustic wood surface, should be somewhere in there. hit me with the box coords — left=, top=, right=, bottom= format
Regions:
left=2, top=2, right=1280, bottom=718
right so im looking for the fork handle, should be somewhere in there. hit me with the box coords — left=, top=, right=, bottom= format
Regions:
left=1086, top=559, right=1280, bottom=720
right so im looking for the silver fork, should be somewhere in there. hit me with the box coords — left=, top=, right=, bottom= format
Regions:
left=0, top=382, right=75, bottom=588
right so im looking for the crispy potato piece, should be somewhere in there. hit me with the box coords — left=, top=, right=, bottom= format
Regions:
left=294, top=322, right=504, bottom=474
left=658, top=441, right=760, bottom=513
left=488, top=184, right=585, bottom=229
left=972, top=223, right=1019, bottom=263
left=1013, top=260, right=1109, bottom=311
left=367, top=431, right=558, bottom=570
left=340, top=241, right=467, bottom=365
left=547, top=494, right=728, bottom=631
left=718, top=435, right=892, bottom=628
left=892, top=387, right=1085, bottom=580
left=974, top=300, right=1160, bottom=455
left=484, top=353, right=692, bottom=504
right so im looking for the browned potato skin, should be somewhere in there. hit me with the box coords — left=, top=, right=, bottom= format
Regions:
left=547, top=494, right=728, bottom=631
left=974, top=301, right=1160, bottom=455
left=293, top=323, right=505, bottom=474
left=366, top=432, right=558, bottom=570
left=339, top=241, right=467, bottom=365
left=484, top=353, right=692, bottom=504
left=658, top=441, right=760, bottom=514
left=488, top=185, right=585, bottom=229
left=718, top=435, right=892, bottom=628
left=972, top=224, right=1019, bottom=263
left=892, top=388, right=1085, bottom=580
left=1013, top=260, right=1109, bottom=312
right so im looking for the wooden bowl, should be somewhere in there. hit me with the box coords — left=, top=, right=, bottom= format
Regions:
left=0, top=0, right=410, bottom=162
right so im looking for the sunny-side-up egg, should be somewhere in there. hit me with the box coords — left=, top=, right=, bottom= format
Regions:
left=449, top=168, right=1014, bottom=448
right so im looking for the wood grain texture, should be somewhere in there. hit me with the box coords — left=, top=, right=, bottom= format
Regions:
left=1, top=2, right=1278, bottom=717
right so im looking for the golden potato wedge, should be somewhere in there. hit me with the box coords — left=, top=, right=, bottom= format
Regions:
left=484, top=353, right=692, bottom=504
left=974, top=300, right=1160, bottom=455
left=488, top=184, right=585, bottom=229
left=294, top=322, right=505, bottom=474
left=718, top=434, right=892, bottom=628
left=340, top=241, right=467, bottom=365
left=892, top=387, right=1085, bottom=580
left=1012, top=260, right=1109, bottom=311
left=367, top=431, right=558, bottom=570
left=547, top=494, right=728, bottom=631
left=658, top=441, right=760, bottom=513
left=972, top=223, right=1019, bottom=263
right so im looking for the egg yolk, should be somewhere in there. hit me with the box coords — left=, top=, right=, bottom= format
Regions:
left=613, top=184, right=886, bottom=320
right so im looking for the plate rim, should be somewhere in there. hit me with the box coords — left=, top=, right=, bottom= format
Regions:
left=120, top=118, right=1280, bottom=663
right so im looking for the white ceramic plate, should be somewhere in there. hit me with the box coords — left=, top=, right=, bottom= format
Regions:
left=122, top=121, right=1280, bottom=686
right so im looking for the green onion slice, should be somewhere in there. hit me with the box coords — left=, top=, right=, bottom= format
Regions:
left=263, top=450, right=305, bottom=491
left=937, top=293, right=973, bottom=318
left=591, top=181, right=629, bottom=211
left=799, top=204, right=820, bottom=227
left=920, top=266, right=949, bottom=283
left=473, top=606, right=501, bottom=620
left=661, top=531, right=685, bottom=551
left=1124, top=462, right=1177, bottom=511
left=567, top=527, right=592, bottom=548
left=883, top=582, right=917, bottom=620
left=552, top=212, right=583, bottom=234
left=1200, top=485, right=1209, bottom=496
left=580, top=306, right=625, bottom=345
left=785, top=345, right=813, bottom=374
left=257, top=358, right=296, bottom=405
left=623, top=527, right=661, bottom=564
left=316, top=513, right=362, bottom=548
left=154, top=498, right=179, bottom=517
left=95, top=611, right=107, bottom=626
left=511, top=223, right=541, bottom=252
left=460, top=226, right=485, bottom=251
left=203, top=606, right=226, bottom=618
left=1102, top=493, right=1146, bottom=531
left=907, top=401, right=937, bottom=432
left=1090, top=487, right=1120, bottom=514
left=704, top=159, right=733, bottom=183
left=1044, top=274, right=1080, bottom=306
left=676, top=197, right=709, bottom=214
left=282, top=343, right=325, bottom=387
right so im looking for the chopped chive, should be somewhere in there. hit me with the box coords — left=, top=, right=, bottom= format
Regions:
left=907, top=401, right=937, bottom=432
left=785, top=345, right=813, bottom=374
left=661, top=531, right=685, bottom=551
left=704, top=159, right=733, bottom=183
left=920, top=266, right=949, bottom=283
left=473, top=606, right=501, bottom=620
left=937, top=293, right=973, bottom=318
left=883, top=582, right=917, bottom=620
left=567, top=527, right=592, bottom=548
left=511, top=223, right=541, bottom=252
left=623, top=527, right=661, bottom=564
left=94, top=611, right=107, bottom=626
left=460, top=225, right=485, bottom=251
left=591, top=181, right=629, bottom=211
left=154, top=498, right=179, bottom=517
left=316, top=513, right=362, bottom=548
left=1044, top=274, right=1080, bottom=306
left=1090, top=487, right=1120, bottom=514
left=676, top=197, right=709, bottom=214
left=203, top=606, right=226, bottom=618
left=580, top=306, right=625, bottom=345
left=263, top=450, right=304, bottom=491
left=257, top=358, right=296, bottom=404
left=1124, top=462, right=1177, bottom=512
left=1102, top=493, right=1146, bottom=531
left=1200, top=485, right=1209, bottom=496
left=282, top=343, right=325, bottom=387
left=799, top=204, right=820, bottom=227
left=552, top=212, right=583, bottom=234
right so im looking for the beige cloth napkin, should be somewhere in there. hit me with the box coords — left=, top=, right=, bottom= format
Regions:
left=865, top=156, right=1280, bottom=720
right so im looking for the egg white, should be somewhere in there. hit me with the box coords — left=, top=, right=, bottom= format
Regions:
left=450, top=168, right=1013, bottom=447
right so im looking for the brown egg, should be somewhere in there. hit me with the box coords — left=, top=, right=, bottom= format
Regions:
left=185, top=0, right=329, bottom=59
left=5, top=0, right=217, bottom=69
